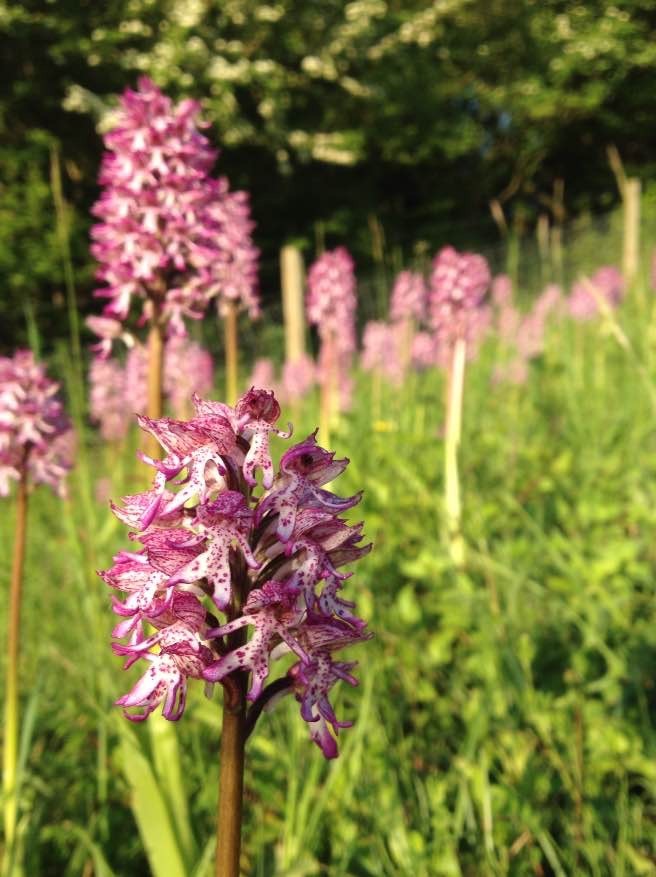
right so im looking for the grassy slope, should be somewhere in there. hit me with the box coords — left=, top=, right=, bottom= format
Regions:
left=2, top=260, right=656, bottom=876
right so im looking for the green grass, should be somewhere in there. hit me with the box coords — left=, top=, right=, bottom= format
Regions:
left=3, top=266, right=656, bottom=876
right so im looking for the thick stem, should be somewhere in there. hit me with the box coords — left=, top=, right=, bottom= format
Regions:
left=3, top=466, right=28, bottom=860
left=216, top=676, right=247, bottom=877
left=224, top=302, right=239, bottom=407
left=146, top=316, right=165, bottom=459
left=280, top=245, right=306, bottom=364
left=444, top=338, right=466, bottom=567
left=216, top=563, right=248, bottom=877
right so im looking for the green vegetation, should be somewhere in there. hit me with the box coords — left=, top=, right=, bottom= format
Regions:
left=2, top=221, right=656, bottom=874
left=3, top=2, right=656, bottom=872
left=3, top=0, right=656, bottom=348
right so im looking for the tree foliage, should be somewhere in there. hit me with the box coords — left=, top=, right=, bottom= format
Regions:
left=2, top=0, right=656, bottom=347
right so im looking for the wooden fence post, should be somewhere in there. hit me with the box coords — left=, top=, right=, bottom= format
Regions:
left=280, top=244, right=306, bottom=364
left=537, top=213, right=550, bottom=283
left=623, top=178, right=641, bottom=287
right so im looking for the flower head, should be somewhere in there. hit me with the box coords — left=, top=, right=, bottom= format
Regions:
left=490, top=274, right=513, bottom=308
left=410, top=331, right=439, bottom=370
left=89, top=356, right=132, bottom=442
left=164, top=335, right=214, bottom=418
left=207, top=179, right=260, bottom=318
left=306, top=247, right=357, bottom=346
left=390, top=270, right=427, bottom=323
left=361, top=321, right=403, bottom=385
left=89, top=78, right=259, bottom=348
left=429, top=245, right=491, bottom=348
left=0, top=351, right=74, bottom=497
left=102, top=388, right=370, bottom=757
left=281, top=354, right=316, bottom=404
left=307, top=247, right=358, bottom=415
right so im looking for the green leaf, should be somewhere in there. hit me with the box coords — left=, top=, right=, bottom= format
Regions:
left=115, top=722, right=188, bottom=877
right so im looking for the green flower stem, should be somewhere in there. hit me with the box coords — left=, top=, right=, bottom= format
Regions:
left=3, top=464, right=28, bottom=864
left=319, top=333, right=335, bottom=448
left=146, top=311, right=165, bottom=458
left=50, top=146, right=83, bottom=396
left=444, top=337, right=466, bottom=567
left=371, top=369, right=382, bottom=425
left=224, top=301, right=239, bottom=408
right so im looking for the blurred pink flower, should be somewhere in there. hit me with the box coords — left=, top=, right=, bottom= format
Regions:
left=125, top=344, right=149, bottom=415
left=95, top=476, right=114, bottom=505
left=245, top=358, right=279, bottom=397
left=411, top=331, right=439, bottom=370
left=361, top=321, right=403, bottom=385
left=85, top=316, right=134, bottom=358
left=491, top=274, right=513, bottom=308
left=208, top=180, right=260, bottom=319
left=89, top=77, right=259, bottom=349
left=497, top=303, right=521, bottom=344
left=390, top=270, right=427, bottom=323
left=282, top=354, right=316, bottom=403
left=492, top=283, right=563, bottom=386
left=307, top=247, right=357, bottom=413
left=0, top=350, right=74, bottom=497
left=90, top=335, right=214, bottom=436
left=516, top=314, right=546, bottom=359
left=89, top=356, right=131, bottom=442
left=492, top=358, right=529, bottom=386
left=534, top=284, right=563, bottom=320
left=307, top=247, right=357, bottom=349
left=164, top=335, right=214, bottom=418
left=429, top=245, right=491, bottom=349
left=568, top=266, right=624, bottom=321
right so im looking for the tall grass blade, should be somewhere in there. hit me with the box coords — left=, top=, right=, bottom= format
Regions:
left=115, top=722, right=188, bottom=877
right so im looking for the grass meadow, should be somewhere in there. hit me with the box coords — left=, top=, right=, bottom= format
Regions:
left=3, top=215, right=656, bottom=876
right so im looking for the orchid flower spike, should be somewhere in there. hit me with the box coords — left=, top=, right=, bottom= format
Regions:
left=101, top=387, right=371, bottom=758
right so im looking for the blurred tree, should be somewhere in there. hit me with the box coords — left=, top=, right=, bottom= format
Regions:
left=2, top=0, right=656, bottom=349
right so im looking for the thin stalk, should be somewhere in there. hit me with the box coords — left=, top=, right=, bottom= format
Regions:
left=584, top=277, right=656, bottom=414
left=224, top=301, right=239, bottom=407
left=22, top=295, right=41, bottom=359
left=3, top=465, right=28, bottom=865
left=328, top=344, right=341, bottom=434
left=145, top=304, right=198, bottom=860
left=371, top=369, right=382, bottom=425
left=444, top=338, right=466, bottom=567
left=50, top=146, right=83, bottom=402
left=506, top=232, right=520, bottom=291
left=216, top=565, right=248, bottom=877
left=146, top=314, right=165, bottom=458
left=319, top=333, right=335, bottom=447
left=400, top=318, right=414, bottom=376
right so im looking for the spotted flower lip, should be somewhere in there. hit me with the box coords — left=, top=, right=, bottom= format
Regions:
left=254, top=433, right=362, bottom=545
left=102, top=388, right=371, bottom=756
left=280, top=431, right=348, bottom=482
